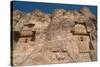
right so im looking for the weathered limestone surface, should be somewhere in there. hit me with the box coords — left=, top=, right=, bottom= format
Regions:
left=11, top=7, right=97, bottom=66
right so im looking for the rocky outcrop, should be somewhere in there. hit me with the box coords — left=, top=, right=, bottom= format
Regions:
left=11, top=7, right=97, bottom=66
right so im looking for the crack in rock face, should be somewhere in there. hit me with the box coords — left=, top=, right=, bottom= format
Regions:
left=11, top=6, right=97, bottom=66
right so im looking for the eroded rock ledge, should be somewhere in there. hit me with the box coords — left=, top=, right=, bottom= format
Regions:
left=11, top=7, right=97, bottom=66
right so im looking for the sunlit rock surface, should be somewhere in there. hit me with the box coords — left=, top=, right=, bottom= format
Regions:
left=11, top=7, right=97, bottom=66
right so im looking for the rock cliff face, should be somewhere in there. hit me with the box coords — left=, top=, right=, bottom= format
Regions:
left=11, top=7, right=97, bottom=66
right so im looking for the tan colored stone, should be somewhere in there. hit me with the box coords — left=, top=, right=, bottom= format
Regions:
left=79, top=53, right=91, bottom=62
left=73, top=24, right=87, bottom=34
left=75, top=36, right=90, bottom=53
left=12, top=7, right=97, bottom=66
left=79, top=7, right=96, bottom=20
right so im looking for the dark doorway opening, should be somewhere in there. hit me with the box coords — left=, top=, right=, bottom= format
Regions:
left=31, top=31, right=36, bottom=41
left=13, top=31, right=20, bottom=43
